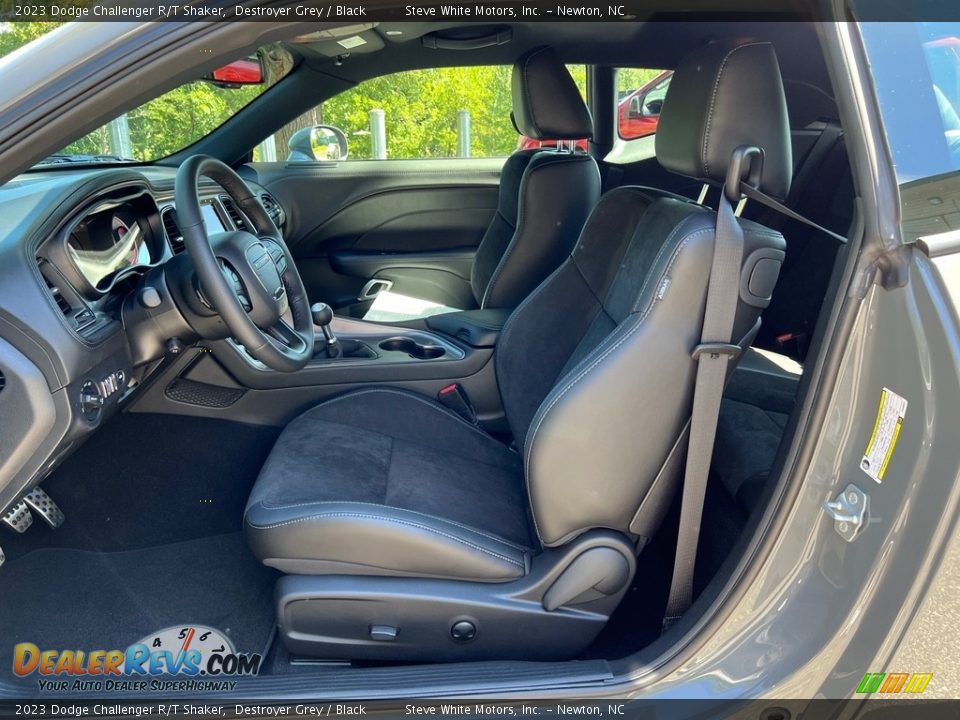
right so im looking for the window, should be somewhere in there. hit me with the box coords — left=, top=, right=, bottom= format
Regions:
left=271, top=65, right=587, bottom=162
left=36, top=45, right=293, bottom=165
left=617, top=68, right=672, bottom=140
left=860, top=22, right=960, bottom=245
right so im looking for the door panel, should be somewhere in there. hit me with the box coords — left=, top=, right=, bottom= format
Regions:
left=244, top=159, right=503, bottom=313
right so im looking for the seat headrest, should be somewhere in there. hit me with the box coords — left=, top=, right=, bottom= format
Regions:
left=512, top=47, right=593, bottom=141
left=655, top=41, right=792, bottom=200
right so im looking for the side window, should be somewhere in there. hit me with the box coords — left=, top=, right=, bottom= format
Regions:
left=860, top=22, right=960, bottom=242
left=617, top=69, right=672, bottom=140
left=266, top=65, right=587, bottom=162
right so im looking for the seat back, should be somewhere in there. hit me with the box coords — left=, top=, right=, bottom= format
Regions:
left=496, top=41, right=792, bottom=548
left=470, top=47, right=600, bottom=310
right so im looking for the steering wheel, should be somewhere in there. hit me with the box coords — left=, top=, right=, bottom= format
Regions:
left=175, top=155, right=314, bottom=372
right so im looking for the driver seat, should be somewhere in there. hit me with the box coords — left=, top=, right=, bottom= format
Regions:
left=245, top=41, right=792, bottom=661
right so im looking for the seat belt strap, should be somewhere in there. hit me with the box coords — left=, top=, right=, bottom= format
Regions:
left=663, top=191, right=744, bottom=629
left=741, top=183, right=847, bottom=244
left=785, top=122, right=844, bottom=209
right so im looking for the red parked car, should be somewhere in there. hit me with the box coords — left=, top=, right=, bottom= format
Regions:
left=517, top=69, right=673, bottom=150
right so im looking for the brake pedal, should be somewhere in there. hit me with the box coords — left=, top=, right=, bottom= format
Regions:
left=2, top=501, right=33, bottom=533
left=23, top=487, right=65, bottom=529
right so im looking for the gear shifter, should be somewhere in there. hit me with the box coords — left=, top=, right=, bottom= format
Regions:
left=311, top=302, right=341, bottom=358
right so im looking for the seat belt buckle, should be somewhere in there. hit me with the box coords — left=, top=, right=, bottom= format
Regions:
left=691, top=343, right=741, bottom=361
left=437, top=383, right=478, bottom=425
left=775, top=331, right=807, bottom=360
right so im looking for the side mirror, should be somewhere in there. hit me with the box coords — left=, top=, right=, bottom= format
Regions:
left=287, top=125, right=349, bottom=162
left=205, top=57, right=264, bottom=88
left=628, top=94, right=643, bottom=120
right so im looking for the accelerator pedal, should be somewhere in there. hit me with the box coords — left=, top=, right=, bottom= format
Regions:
left=2, top=501, right=33, bottom=533
left=23, top=487, right=65, bottom=529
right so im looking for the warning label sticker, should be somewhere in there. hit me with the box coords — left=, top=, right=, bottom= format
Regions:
left=861, top=387, right=908, bottom=483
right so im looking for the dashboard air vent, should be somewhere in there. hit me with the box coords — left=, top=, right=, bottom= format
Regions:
left=219, top=196, right=249, bottom=232
left=37, top=260, right=72, bottom=315
left=161, top=207, right=185, bottom=254
left=260, top=193, right=285, bottom=228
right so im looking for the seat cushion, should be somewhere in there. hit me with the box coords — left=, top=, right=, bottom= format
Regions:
left=245, top=388, right=535, bottom=581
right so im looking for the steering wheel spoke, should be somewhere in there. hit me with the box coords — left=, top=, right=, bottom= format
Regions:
left=266, top=317, right=303, bottom=349
left=175, top=155, right=314, bottom=372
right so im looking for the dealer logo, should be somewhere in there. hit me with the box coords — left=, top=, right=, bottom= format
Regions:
left=13, top=625, right=262, bottom=682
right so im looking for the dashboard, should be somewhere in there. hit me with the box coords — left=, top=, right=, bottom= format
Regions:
left=0, top=166, right=284, bottom=514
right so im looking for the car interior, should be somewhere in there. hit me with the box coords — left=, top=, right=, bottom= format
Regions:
left=0, top=19, right=855, bottom=692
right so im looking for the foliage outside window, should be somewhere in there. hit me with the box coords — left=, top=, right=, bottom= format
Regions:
left=0, top=22, right=291, bottom=163
left=267, top=65, right=588, bottom=162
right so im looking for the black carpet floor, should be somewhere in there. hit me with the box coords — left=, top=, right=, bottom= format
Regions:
left=0, top=533, right=277, bottom=668
left=0, top=413, right=282, bottom=670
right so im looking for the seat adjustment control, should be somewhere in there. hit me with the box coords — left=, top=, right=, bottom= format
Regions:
left=450, top=620, right=476, bottom=642
left=369, top=625, right=398, bottom=641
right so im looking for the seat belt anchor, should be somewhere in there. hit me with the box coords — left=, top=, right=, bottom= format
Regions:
left=691, top=343, right=741, bottom=361
left=437, top=383, right=478, bottom=425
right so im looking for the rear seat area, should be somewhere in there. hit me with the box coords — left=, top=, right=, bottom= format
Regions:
left=708, top=116, right=852, bottom=520
left=713, top=348, right=801, bottom=516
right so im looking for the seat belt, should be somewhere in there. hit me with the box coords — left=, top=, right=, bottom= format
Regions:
left=663, top=189, right=744, bottom=630
left=741, top=182, right=847, bottom=244
left=662, top=159, right=848, bottom=631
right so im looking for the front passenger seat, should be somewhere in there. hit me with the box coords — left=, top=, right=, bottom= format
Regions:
left=245, top=40, right=791, bottom=662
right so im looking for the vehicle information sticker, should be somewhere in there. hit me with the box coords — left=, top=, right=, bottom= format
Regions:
left=861, top=387, right=908, bottom=483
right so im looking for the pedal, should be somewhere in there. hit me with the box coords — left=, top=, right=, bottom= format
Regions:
left=23, top=487, right=65, bottom=529
left=2, top=501, right=33, bottom=533
left=0, top=545, right=5, bottom=567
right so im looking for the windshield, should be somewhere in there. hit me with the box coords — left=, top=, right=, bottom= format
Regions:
left=0, top=24, right=292, bottom=166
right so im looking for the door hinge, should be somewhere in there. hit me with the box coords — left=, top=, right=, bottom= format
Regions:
left=823, top=483, right=870, bottom=542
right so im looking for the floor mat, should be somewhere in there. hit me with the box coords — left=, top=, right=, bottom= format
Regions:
left=0, top=413, right=280, bottom=562
left=0, top=533, right=277, bottom=669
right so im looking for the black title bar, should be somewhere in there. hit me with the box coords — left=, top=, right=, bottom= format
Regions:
left=4, top=0, right=960, bottom=22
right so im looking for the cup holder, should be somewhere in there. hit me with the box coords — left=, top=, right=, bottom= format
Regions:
left=379, top=337, right=446, bottom=360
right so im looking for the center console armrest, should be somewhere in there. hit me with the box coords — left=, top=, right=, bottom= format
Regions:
left=425, top=308, right=512, bottom=348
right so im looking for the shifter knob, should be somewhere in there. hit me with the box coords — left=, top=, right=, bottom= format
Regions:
left=311, top=302, right=340, bottom=358
left=311, top=302, right=334, bottom=327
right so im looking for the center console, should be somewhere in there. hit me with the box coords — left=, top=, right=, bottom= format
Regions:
left=135, top=305, right=513, bottom=429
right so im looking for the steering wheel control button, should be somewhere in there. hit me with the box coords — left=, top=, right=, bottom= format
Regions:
left=450, top=620, right=477, bottom=642
left=138, top=286, right=162, bottom=308
left=2, top=501, right=34, bottom=534
left=22, top=487, right=65, bottom=529
left=369, top=625, right=399, bottom=641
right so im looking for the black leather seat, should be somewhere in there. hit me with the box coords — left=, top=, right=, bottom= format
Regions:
left=246, top=41, right=792, bottom=662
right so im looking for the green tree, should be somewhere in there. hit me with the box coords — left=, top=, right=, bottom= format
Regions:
left=0, top=21, right=60, bottom=57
